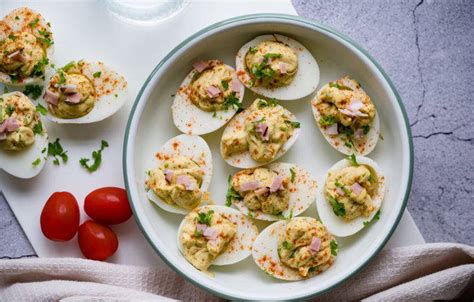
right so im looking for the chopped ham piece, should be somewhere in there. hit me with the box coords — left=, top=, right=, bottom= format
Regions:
left=351, top=182, right=363, bottom=195
left=43, top=90, right=59, bottom=106
left=336, top=187, right=345, bottom=196
left=255, top=122, right=270, bottom=141
left=64, top=92, right=81, bottom=104
left=6, top=118, right=19, bottom=132
left=279, top=62, right=287, bottom=74
left=192, top=61, right=209, bottom=73
left=176, top=175, right=196, bottom=191
left=269, top=176, right=284, bottom=193
left=196, top=224, right=207, bottom=233
left=325, top=123, right=338, bottom=135
left=354, top=128, right=364, bottom=140
left=163, top=169, right=174, bottom=182
left=309, top=237, right=321, bottom=253
left=206, top=85, right=220, bottom=98
left=240, top=180, right=260, bottom=192
left=231, top=77, right=242, bottom=93
left=7, top=50, right=20, bottom=59
left=7, top=50, right=26, bottom=63
left=60, top=84, right=78, bottom=94
left=255, top=187, right=269, bottom=196
left=203, top=227, right=219, bottom=240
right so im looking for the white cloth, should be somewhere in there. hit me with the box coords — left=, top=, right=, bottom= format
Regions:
left=0, top=243, right=472, bottom=301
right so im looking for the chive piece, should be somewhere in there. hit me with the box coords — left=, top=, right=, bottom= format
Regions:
left=79, top=140, right=109, bottom=172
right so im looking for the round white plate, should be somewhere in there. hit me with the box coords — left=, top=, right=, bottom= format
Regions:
left=123, top=14, right=413, bottom=301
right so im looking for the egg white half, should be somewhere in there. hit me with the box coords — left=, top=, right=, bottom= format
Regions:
left=177, top=205, right=259, bottom=267
left=41, top=61, right=128, bottom=124
left=146, top=134, right=213, bottom=215
left=220, top=103, right=300, bottom=169
left=232, top=162, right=317, bottom=221
left=235, top=34, right=319, bottom=101
left=316, top=156, right=386, bottom=237
left=172, top=63, right=244, bottom=135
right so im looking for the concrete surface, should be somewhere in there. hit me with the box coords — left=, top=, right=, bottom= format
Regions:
left=1, top=0, right=473, bottom=259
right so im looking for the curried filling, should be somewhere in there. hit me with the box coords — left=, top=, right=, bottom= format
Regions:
left=0, top=91, right=43, bottom=151
left=146, top=155, right=204, bottom=210
left=186, top=60, right=241, bottom=112
left=278, top=218, right=337, bottom=277
left=44, top=61, right=96, bottom=119
left=316, top=76, right=376, bottom=151
left=179, top=209, right=236, bottom=271
left=221, top=99, right=299, bottom=163
left=245, top=40, right=298, bottom=88
left=0, top=31, right=48, bottom=81
left=230, top=167, right=290, bottom=216
left=324, top=164, right=378, bottom=221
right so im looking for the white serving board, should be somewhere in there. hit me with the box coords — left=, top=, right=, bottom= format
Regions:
left=0, top=0, right=423, bottom=267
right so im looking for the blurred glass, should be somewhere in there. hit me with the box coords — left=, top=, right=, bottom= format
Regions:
left=103, top=0, right=189, bottom=24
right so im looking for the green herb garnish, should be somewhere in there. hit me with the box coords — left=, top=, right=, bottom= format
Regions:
left=29, top=18, right=39, bottom=29
left=319, top=115, right=338, bottom=127
left=329, top=82, right=353, bottom=91
left=362, top=125, right=370, bottom=135
left=328, top=195, right=345, bottom=217
left=248, top=46, right=258, bottom=54
left=8, top=34, right=16, bottom=41
left=23, top=85, right=43, bottom=100
left=15, top=16, right=19, bottom=20
left=223, top=92, right=241, bottom=111
left=79, top=140, right=109, bottom=172
left=32, top=157, right=41, bottom=167
left=335, top=179, right=351, bottom=196
left=93, top=71, right=102, bottom=78
left=221, top=80, right=229, bottom=90
left=347, top=154, right=359, bottom=166
left=330, top=240, right=338, bottom=256
left=257, top=98, right=278, bottom=108
left=290, top=167, right=296, bottom=183
left=31, top=57, right=49, bottom=78
left=61, top=61, right=75, bottom=71
left=225, top=175, right=242, bottom=206
left=364, top=210, right=381, bottom=226
left=36, top=103, right=47, bottom=115
left=6, top=104, right=15, bottom=116
left=32, top=121, right=43, bottom=135
left=48, top=138, right=68, bottom=165
left=282, top=240, right=293, bottom=250
left=197, top=210, right=214, bottom=226
left=285, top=120, right=300, bottom=128
left=249, top=53, right=282, bottom=83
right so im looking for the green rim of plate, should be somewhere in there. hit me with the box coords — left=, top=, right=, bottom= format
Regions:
left=123, top=13, right=414, bottom=301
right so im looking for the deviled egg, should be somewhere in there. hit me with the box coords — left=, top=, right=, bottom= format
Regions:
left=0, top=7, right=54, bottom=86
left=0, top=91, right=47, bottom=178
left=236, top=34, right=320, bottom=100
left=172, top=60, right=245, bottom=135
left=227, top=162, right=317, bottom=221
left=41, top=60, right=128, bottom=124
left=220, top=98, right=300, bottom=168
left=145, top=134, right=213, bottom=215
left=317, top=155, right=385, bottom=237
left=311, top=76, right=380, bottom=155
left=178, top=205, right=259, bottom=271
left=252, top=217, right=337, bottom=280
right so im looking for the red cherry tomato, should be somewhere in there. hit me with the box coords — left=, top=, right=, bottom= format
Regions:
left=84, top=187, right=132, bottom=225
left=40, top=192, right=80, bottom=241
left=78, top=220, right=118, bottom=261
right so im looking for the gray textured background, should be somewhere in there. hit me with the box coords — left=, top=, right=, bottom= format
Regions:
left=0, top=0, right=473, bottom=260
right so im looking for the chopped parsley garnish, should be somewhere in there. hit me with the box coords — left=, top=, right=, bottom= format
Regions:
left=249, top=53, right=282, bottom=83
left=212, top=111, right=217, bottom=118
left=247, top=211, right=255, bottom=218
left=282, top=240, right=293, bottom=250
left=29, top=18, right=39, bottom=29
left=290, top=167, right=296, bottom=183
left=364, top=210, right=381, bottom=226
left=197, top=210, right=214, bottom=226
left=32, top=121, right=44, bottom=135
left=308, top=265, right=320, bottom=273
left=62, top=61, right=75, bottom=72
left=347, top=153, right=359, bottom=166
left=38, top=36, right=53, bottom=46
left=32, top=157, right=41, bottom=167
left=31, top=57, right=49, bottom=78
left=285, top=120, right=300, bottom=128
left=328, top=195, right=345, bottom=217
left=57, top=69, right=66, bottom=85
left=330, top=240, right=338, bottom=256
left=79, top=140, right=109, bottom=172
left=6, top=104, right=15, bottom=116
left=329, top=82, right=353, bottom=91
left=48, top=138, right=68, bottom=165
left=36, top=103, right=47, bottom=115
left=248, top=46, right=258, bottom=54
left=379, top=133, right=385, bottom=141
left=225, top=175, right=242, bottom=206
left=15, top=16, right=20, bottom=20
left=257, top=98, right=278, bottom=108
left=221, top=80, right=229, bottom=90
left=93, top=71, right=102, bottom=78
left=23, top=85, right=43, bottom=100
left=319, top=115, right=338, bottom=127
left=8, top=34, right=16, bottom=41
left=223, top=92, right=241, bottom=111
left=362, top=125, right=370, bottom=135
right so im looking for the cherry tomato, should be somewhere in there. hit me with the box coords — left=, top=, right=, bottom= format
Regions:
left=84, top=187, right=132, bottom=225
left=40, top=192, right=80, bottom=241
left=78, top=220, right=118, bottom=261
